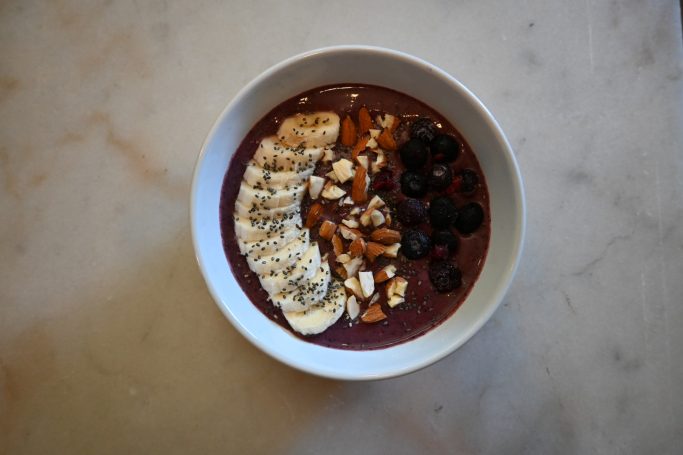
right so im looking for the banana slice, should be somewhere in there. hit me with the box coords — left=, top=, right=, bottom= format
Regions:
left=271, top=261, right=331, bottom=312
left=233, top=213, right=302, bottom=243
left=233, top=200, right=301, bottom=220
left=283, top=280, right=346, bottom=335
left=246, top=230, right=310, bottom=275
left=236, top=181, right=306, bottom=210
left=242, top=161, right=314, bottom=189
left=277, top=112, right=340, bottom=148
left=258, top=243, right=321, bottom=295
left=237, top=227, right=301, bottom=257
left=253, top=136, right=324, bottom=173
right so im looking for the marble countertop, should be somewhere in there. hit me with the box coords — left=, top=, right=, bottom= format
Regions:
left=1, top=1, right=682, bottom=453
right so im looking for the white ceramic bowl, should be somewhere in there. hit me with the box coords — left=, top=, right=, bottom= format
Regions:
left=191, top=46, right=525, bottom=380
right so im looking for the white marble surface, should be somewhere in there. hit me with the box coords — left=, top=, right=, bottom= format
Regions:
left=1, top=1, right=682, bottom=453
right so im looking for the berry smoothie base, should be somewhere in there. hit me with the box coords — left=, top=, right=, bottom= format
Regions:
left=219, top=84, right=490, bottom=350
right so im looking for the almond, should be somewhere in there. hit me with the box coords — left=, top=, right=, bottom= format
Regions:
left=385, top=278, right=398, bottom=299
left=383, top=242, right=401, bottom=258
left=357, top=155, right=369, bottom=170
left=365, top=241, right=386, bottom=262
left=387, top=295, right=405, bottom=308
left=332, top=158, right=355, bottom=183
left=370, top=228, right=401, bottom=245
left=351, top=165, right=368, bottom=203
left=341, top=218, right=359, bottom=229
left=346, top=295, right=360, bottom=320
left=321, top=183, right=346, bottom=200
left=341, top=115, right=357, bottom=146
left=351, top=135, right=369, bottom=161
left=385, top=212, right=392, bottom=226
left=336, top=253, right=351, bottom=264
left=343, top=256, right=364, bottom=278
left=377, top=128, right=397, bottom=151
left=358, top=271, right=375, bottom=298
left=334, top=265, right=348, bottom=280
left=374, top=264, right=397, bottom=283
left=322, top=147, right=335, bottom=162
left=319, top=220, right=337, bottom=240
left=344, top=276, right=364, bottom=299
left=349, top=238, right=366, bottom=257
left=308, top=175, right=325, bottom=199
left=304, top=202, right=323, bottom=228
left=339, top=224, right=362, bottom=241
left=369, top=292, right=380, bottom=305
left=394, top=276, right=408, bottom=297
left=331, top=234, right=344, bottom=256
left=370, top=209, right=385, bottom=227
left=361, top=304, right=387, bottom=323
left=358, top=106, right=373, bottom=134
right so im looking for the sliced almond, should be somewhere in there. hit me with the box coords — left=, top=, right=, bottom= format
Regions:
left=359, top=208, right=372, bottom=227
left=383, top=242, right=401, bottom=258
left=365, top=241, right=387, bottom=262
left=308, top=175, right=325, bottom=199
left=304, top=202, right=323, bottom=228
left=344, top=276, right=364, bottom=299
left=371, top=150, right=387, bottom=174
left=374, top=264, right=397, bottom=283
left=357, top=155, right=369, bottom=170
left=321, top=184, right=346, bottom=200
left=351, top=165, right=368, bottom=203
left=326, top=170, right=339, bottom=182
left=368, top=195, right=385, bottom=210
left=342, top=196, right=354, bottom=205
left=319, top=220, right=336, bottom=240
left=349, top=238, right=366, bottom=257
left=369, top=293, right=380, bottom=305
left=370, top=228, right=401, bottom=245
left=385, top=278, right=398, bottom=299
left=341, top=218, right=359, bottom=229
left=359, top=271, right=375, bottom=298
left=332, top=158, right=355, bottom=183
left=394, top=276, right=408, bottom=297
left=387, top=295, right=405, bottom=308
left=339, top=224, right=362, bottom=241
left=346, top=295, right=360, bottom=320
left=336, top=253, right=351, bottom=264
left=343, top=256, right=364, bottom=278
left=331, top=234, right=344, bottom=256
left=361, top=304, right=387, bottom=323
left=370, top=209, right=385, bottom=227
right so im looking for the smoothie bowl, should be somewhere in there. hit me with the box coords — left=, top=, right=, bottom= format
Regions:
left=191, top=46, right=525, bottom=380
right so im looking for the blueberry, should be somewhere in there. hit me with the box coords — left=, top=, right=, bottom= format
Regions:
left=430, top=134, right=461, bottom=163
left=397, top=198, right=428, bottom=226
left=401, top=229, right=431, bottom=259
left=458, top=169, right=479, bottom=193
left=399, top=138, right=429, bottom=170
left=431, top=244, right=450, bottom=261
left=429, top=196, right=457, bottom=229
left=428, top=163, right=453, bottom=191
left=429, top=262, right=462, bottom=292
left=432, top=229, right=459, bottom=254
left=454, top=202, right=484, bottom=234
left=410, top=118, right=437, bottom=143
left=400, top=171, right=428, bottom=198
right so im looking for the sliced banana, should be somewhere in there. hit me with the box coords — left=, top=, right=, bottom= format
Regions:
left=236, top=181, right=306, bottom=210
left=283, top=281, right=346, bottom=336
left=276, top=112, right=340, bottom=148
left=242, top=161, right=313, bottom=189
left=253, top=136, right=324, bottom=173
left=271, top=261, right=331, bottom=312
left=258, top=243, right=321, bottom=295
left=246, top=230, right=310, bottom=275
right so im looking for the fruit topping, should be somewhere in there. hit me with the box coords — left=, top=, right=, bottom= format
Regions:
left=401, top=229, right=431, bottom=259
left=396, top=198, right=428, bottom=226
left=400, top=171, right=428, bottom=197
left=454, top=202, right=484, bottom=234
left=430, top=134, right=461, bottom=163
left=447, top=169, right=479, bottom=194
left=431, top=229, right=459, bottom=254
left=428, top=261, right=462, bottom=292
left=428, top=163, right=453, bottom=191
left=410, top=117, right=437, bottom=143
left=399, top=138, right=429, bottom=170
left=372, top=169, right=395, bottom=191
left=431, top=244, right=450, bottom=261
left=429, top=196, right=457, bottom=228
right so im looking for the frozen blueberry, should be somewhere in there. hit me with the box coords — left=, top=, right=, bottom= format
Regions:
left=372, top=169, right=395, bottom=191
left=401, top=229, right=431, bottom=259
left=430, top=134, right=461, bottom=163
left=410, top=117, right=437, bottom=143
left=431, top=244, right=450, bottom=261
left=429, top=196, right=457, bottom=229
left=454, top=202, right=484, bottom=234
left=429, top=262, right=462, bottom=292
left=428, top=163, right=453, bottom=191
left=397, top=198, right=428, bottom=226
left=432, top=229, right=459, bottom=254
left=400, top=171, right=428, bottom=198
left=448, top=169, right=479, bottom=194
left=399, top=138, right=429, bottom=170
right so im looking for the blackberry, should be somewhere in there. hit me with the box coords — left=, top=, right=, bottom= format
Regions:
left=400, top=171, right=428, bottom=198
left=430, top=134, right=461, bottom=163
left=399, top=138, right=429, bottom=170
left=454, top=202, right=484, bottom=234
left=401, top=229, right=431, bottom=259
left=429, top=196, right=457, bottom=228
left=410, top=117, right=437, bottom=143
left=429, top=262, right=462, bottom=292
left=397, top=198, right=428, bottom=226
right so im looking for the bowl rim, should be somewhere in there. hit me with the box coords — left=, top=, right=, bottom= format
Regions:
left=190, top=45, right=526, bottom=380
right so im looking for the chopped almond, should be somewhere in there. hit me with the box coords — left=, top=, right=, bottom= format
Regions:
left=383, top=242, right=401, bottom=258
left=341, top=115, right=357, bottom=146
left=387, top=295, right=405, bottom=308
left=326, top=170, right=339, bottom=182
left=346, top=295, right=360, bottom=320
left=322, top=148, right=335, bottom=162
left=344, top=276, right=364, bottom=299
left=336, top=253, right=351, bottom=264
left=369, top=293, right=380, bottom=305
left=349, top=238, right=366, bottom=257
left=385, top=212, right=392, bottom=226
left=366, top=137, right=378, bottom=149
left=350, top=207, right=361, bottom=216
left=335, top=265, right=348, bottom=280
left=343, top=256, right=364, bottom=278
left=341, top=218, right=359, bottom=229
left=368, top=195, right=385, bottom=210
left=370, top=228, right=401, bottom=245
left=371, top=150, right=387, bottom=174
left=319, top=220, right=337, bottom=240
left=351, top=165, right=368, bottom=203
left=377, top=128, right=397, bottom=151
left=365, top=241, right=387, bottom=262
left=359, top=271, right=375, bottom=298
left=361, top=304, right=387, bottom=323
left=304, top=202, right=323, bottom=228
left=331, top=234, right=344, bottom=256
left=394, top=276, right=408, bottom=297
left=339, top=224, right=362, bottom=241
left=332, top=158, right=355, bottom=183
left=308, top=175, right=325, bottom=199
left=389, top=115, right=400, bottom=133
left=374, top=264, right=397, bottom=283
left=321, top=184, right=346, bottom=200
left=368, top=128, right=381, bottom=139
left=385, top=278, right=398, bottom=299
left=357, top=155, right=369, bottom=170
left=358, top=106, right=373, bottom=134
left=370, top=209, right=385, bottom=227
left=351, top=136, right=369, bottom=161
